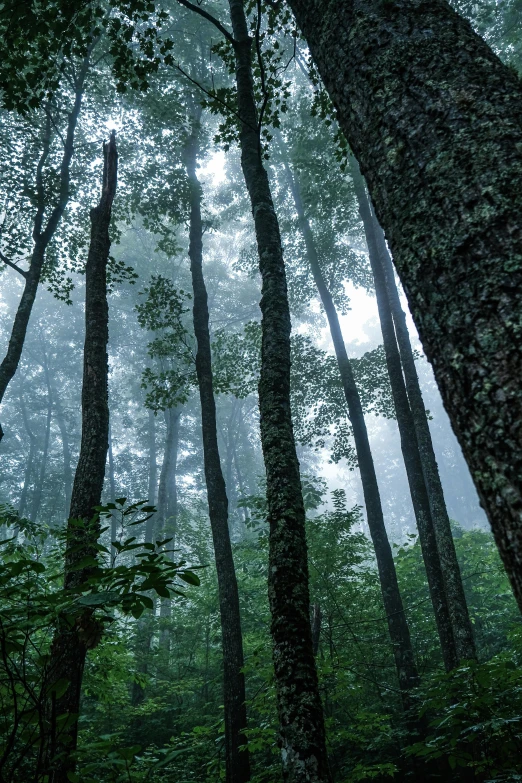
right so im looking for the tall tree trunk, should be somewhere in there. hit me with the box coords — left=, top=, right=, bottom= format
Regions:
left=372, top=225, right=477, bottom=660
left=132, top=409, right=159, bottom=704
left=374, top=221, right=476, bottom=661
left=50, top=375, right=73, bottom=521
left=185, top=108, right=251, bottom=783
left=145, top=407, right=157, bottom=543
left=107, top=419, right=117, bottom=562
left=278, top=138, right=419, bottom=698
left=285, top=0, right=522, bottom=612
left=165, top=407, right=180, bottom=541
left=46, top=132, right=117, bottom=783
left=156, top=406, right=181, bottom=539
left=361, top=180, right=477, bottom=664
left=0, top=51, right=92, bottom=441
left=29, top=367, right=53, bottom=523
left=158, top=405, right=181, bottom=651
left=227, top=3, right=330, bottom=779
left=350, top=161, right=460, bottom=670
left=18, top=388, right=37, bottom=519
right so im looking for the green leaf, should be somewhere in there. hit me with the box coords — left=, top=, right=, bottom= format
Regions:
left=77, top=591, right=120, bottom=607
left=178, top=570, right=200, bottom=586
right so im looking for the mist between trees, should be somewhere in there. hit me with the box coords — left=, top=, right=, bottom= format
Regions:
left=0, top=1, right=521, bottom=782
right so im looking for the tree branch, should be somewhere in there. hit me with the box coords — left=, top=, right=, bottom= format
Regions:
left=173, top=61, right=258, bottom=134
left=175, top=0, right=235, bottom=44
left=0, top=251, right=28, bottom=279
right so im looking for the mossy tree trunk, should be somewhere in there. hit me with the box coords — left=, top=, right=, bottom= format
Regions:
left=285, top=0, right=522, bottom=612
left=227, top=1, right=331, bottom=779
left=46, top=132, right=117, bottom=783
left=185, top=107, right=251, bottom=783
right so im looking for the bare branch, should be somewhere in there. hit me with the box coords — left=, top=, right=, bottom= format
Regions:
left=173, top=61, right=258, bottom=134
left=175, top=0, right=235, bottom=44
left=0, top=251, right=28, bottom=279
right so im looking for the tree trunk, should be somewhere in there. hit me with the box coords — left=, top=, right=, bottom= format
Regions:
left=227, top=3, right=330, bottom=779
left=370, top=192, right=477, bottom=663
left=132, top=411, right=159, bottom=703
left=29, top=372, right=53, bottom=523
left=278, top=139, right=419, bottom=700
left=350, top=161, right=460, bottom=671
left=165, top=407, right=180, bottom=541
left=107, top=419, right=117, bottom=562
left=156, top=406, right=181, bottom=539
left=158, top=405, right=181, bottom=651
left=145, top=407, right=157, bottom=543
left=46, top=132, right=117, bottom=783
left=18, top=388, right=37, bottom=520
left=185, top=107, right=251, bottom=783
left=50, top=376, right=73, bottom=522
left=0, top=53, right=91, bottom=441
left=285, top=0, right=522, bottom=613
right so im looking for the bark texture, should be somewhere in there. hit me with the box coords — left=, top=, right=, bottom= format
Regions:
left=0, top=54, right=90, bottom=441
left=279, top=144, right=419, bottom=699
left=46, top=132, right=117, bottom=783
left=227, top=2, right=331, bottom=779
left=285, top=0, right=522, bottom=611
left=351, top=163, right=458, bottom=671
left=185, top=110, right=250, bottom=783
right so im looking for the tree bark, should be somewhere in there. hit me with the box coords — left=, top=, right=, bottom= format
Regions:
left=0, top=53, right=91, bottom=441
left=350, top=161, right=460, bottom=671
left=185, top=107, right=251, bottom=783
left=226, top=3, right=330, bottom=779
left=371, top=196, right=477, bottom=663
left=278, top=140, right=419, bottom=700
left=46, top=132, right=117, bottom=783
left=285, top=0, right=522, bottom=612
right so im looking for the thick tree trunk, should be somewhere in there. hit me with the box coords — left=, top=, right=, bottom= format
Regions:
left=185, top=109, right=250, bottom=783
left=372, top=199, right=477, bottom=663
left=227, top=3, right=330, bottom=779
left=285, top=0, right=522, bottom=612
left=46, top=132, right=117, bottom=783
left=351, top=162, right=459, bottom=671
left=279, top=144, right=419, bottom=699
left=0, top=54, right=91, bottom=441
